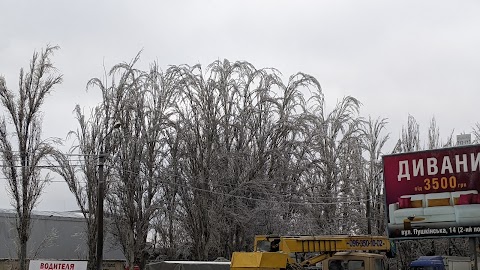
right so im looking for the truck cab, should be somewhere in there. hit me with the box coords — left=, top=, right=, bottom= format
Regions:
left=409, top=256, right=471, bottom=270
left=322, top=252, right=387, bottom=270
left=409, top=256, right=444, bottom=270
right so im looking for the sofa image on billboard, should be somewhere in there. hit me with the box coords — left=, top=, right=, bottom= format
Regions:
left=388, top=190, right=480, bottom=229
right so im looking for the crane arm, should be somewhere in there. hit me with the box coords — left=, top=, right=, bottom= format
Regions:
left=255, top=235, right=390, bottom=253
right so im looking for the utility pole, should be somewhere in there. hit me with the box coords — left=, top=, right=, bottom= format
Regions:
left=96, top=122, right=120, bottom=270
left=471, top=237, right=478, bottom=270
left=96, top=153, right=106, bottom=270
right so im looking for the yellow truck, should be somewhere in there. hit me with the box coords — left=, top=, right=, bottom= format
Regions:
left=231, top=235, right=393, bottom=270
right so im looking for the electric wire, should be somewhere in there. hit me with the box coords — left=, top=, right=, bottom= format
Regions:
left=0, top=156, right=383, bottom=205
left=0, top=158, right=374, bottom=199
left=0, top=173, right=380, bottom=206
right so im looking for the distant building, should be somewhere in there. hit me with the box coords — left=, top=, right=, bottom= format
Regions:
left=456, top=134, right=472, bottom=146
left=0, top=209, right=125, bottom=261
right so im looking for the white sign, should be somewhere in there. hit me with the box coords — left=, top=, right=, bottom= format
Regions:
left=29, top=261, right=87, bottom=270
left=457, top=134, right=472, bottom=146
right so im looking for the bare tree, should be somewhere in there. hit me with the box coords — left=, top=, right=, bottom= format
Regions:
left=49, top=105, right=108, bottom=270
left=170, top=61, right=233, bottom=260
left=361, top=116, right=389, bottom=234
left=473, top=123, right=480, bottom=144
left=97, top=56, right=175, bottom=270
left=427, top=117, right=440, bottom=150
left=30, top=227, right=59, bottom=259
left=400, top=115, right=420, bottom=152
left=0, top=45, right=62, bottom=270
left=152, top=120, right=187, bottom=260
left=302, top=94, right=363, bottom=234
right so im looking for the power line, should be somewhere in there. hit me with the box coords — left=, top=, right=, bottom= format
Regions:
left=0, top=174, right=375, bottom=206
left=154, top=178, right=373, bottom=205
left=0, top=157, right=373, bottom=199
left=0, top=157, right=379, bottom=205
left=4, top=150, right=102, bottom=157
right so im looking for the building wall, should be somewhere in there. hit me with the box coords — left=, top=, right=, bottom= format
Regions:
left=0, top=210, right=125, bottom=261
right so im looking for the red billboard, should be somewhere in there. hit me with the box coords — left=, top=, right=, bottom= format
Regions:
left=383, top=144, right=480, bottom=239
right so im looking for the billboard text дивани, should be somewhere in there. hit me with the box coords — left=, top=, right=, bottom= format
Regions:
left=383, top=144, right=480, bottom=239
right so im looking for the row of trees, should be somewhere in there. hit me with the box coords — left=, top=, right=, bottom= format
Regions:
left=0, top=46, right=477, bottom=270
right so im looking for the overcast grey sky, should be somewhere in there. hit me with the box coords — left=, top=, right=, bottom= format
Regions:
left=1, top=0, right=480, bottom=211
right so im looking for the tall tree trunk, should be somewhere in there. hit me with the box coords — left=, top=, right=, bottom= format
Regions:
left=19, top=226, right=27, bottom=270
left=366, top=189, right=371, bottom=235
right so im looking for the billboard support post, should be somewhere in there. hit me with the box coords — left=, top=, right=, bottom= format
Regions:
left=470, top=237, right=478, bottom=270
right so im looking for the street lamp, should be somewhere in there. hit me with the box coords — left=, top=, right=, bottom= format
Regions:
left=96, top=122, right=121, bottom=270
